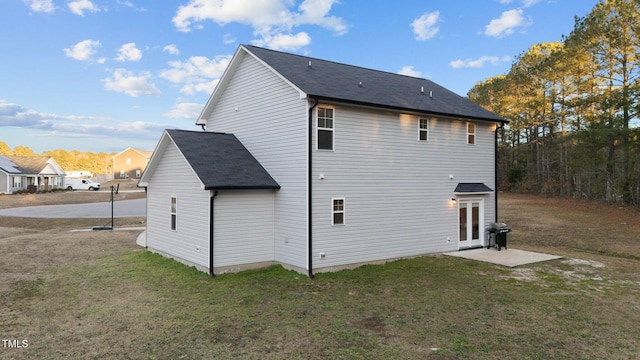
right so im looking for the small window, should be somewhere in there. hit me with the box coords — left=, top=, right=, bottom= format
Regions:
left=126, top=158, right=132, bottom=165
left=170, top=196, right=177, bottom=231
left=135, top=170, right=141, bottom=178
left=119, top=170, right=125, bottom=178
left=317, top=106, right=334, bottom=150
left=332, top=198, right=345, bottom=225
left=12, top=176, right=22, bottom=188
left=467, top=123, right=476, bottom=145
left=419, top=118, right=429, bottom=141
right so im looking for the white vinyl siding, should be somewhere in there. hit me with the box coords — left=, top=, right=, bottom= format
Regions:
left=312, top=106, right=496, bottom=269
left=146, top=143, right=211, bottom=269
left=213, top=190, right=275, bottom=269
left=204, top=52, right=308, bottom=270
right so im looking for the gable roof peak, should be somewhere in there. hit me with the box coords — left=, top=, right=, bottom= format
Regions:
left=240, top=45, right=506, bottom=123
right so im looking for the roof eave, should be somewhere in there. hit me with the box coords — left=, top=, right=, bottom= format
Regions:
left=306, top=94, right=508, bottom=123
left=204, top=185, right=281, bottom=190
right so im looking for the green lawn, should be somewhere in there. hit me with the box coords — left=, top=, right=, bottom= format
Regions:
left=2, top=193, right=640, bottom=359
left=4, top=248, right=639, bottom=359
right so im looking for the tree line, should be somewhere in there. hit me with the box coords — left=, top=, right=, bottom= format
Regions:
left=0, top=141, right=113, bottom=175
left=468, top=0, right=640, bottom=206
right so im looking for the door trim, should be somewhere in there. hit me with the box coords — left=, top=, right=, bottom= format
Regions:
left=457, top=197, right=485, bottom=250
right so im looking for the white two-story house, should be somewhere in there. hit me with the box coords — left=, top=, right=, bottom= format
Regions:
left=139, top=45, right=507, bottom=276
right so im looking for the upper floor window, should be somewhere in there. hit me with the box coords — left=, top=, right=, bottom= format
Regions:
left=126, top=158, right=132, bottom=165
left=419, top=118, right=429, bottom=141
left=467, top=123, right=476, bottom=145
left=317, top=106, right=334, bottom=150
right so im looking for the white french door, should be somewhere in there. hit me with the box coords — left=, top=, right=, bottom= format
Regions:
left=458, top=198, right=484, bottom=249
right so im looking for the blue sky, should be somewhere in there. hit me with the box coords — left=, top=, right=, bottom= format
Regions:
left=1, top=0, right=598, bottom=153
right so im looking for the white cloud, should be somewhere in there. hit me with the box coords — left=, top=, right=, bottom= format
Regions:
left=68, top=0, right=101, bottom=16
left=411, top=11, right=440, bottom=41
left=115, top=42, right=142, bottom=62
left=163, top=44, right=180, bottom=55
left=179, top=81, right=220, bottom=95
left=160, top=55, right=231, bottom=95
left=172, top=0, right=347, bottom=50
left=223, top=34, right=236, bottom=44
left=163, top=102, right=204, bottom=119
left=0, top=99, right=106, bottom=129
left=63, top=39, right=101, bottom=62
left=103, top=69, right=161, bottom=97
left=522, top=0, right=541, bottom=7
left=294, top=0, right=348, bottom=35
left=485, top=9, right=530, bottom=38
left=251, top=32, right=311, bottom=51
left=25, top=0, right=56, bottom=13
left=0, top=100, right=170, bottom=150
left=450, top=55, right=511, bottom=69
left=115, top=0, right=147, bottom=12
left=397, top=66, right=422, bottom=78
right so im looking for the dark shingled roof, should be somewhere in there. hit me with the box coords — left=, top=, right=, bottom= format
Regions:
left=167, top=129, right=280, bottom=190
left=245, top=45, right=506, bottom=123
left=454, top=183, right=494, bottom=193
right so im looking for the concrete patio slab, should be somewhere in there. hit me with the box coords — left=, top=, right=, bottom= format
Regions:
left=445, top=248, right=562, bottom=267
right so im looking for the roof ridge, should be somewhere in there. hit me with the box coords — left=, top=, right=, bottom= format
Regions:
left=243, top=44, right=431, bottom=82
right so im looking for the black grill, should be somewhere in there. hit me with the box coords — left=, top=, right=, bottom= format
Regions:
left=487, top=222, right=511, bottom=251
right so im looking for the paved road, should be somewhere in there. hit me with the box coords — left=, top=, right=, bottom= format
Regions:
left=0, top=198, right=146, bottom=218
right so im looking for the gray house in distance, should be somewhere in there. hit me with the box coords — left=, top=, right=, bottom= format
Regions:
left=0, top=155, right=66, bottom=193
left=139, top=44, right=507, bottom=276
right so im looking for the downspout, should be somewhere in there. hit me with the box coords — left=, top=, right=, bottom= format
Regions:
left=209, top=190, right=218, bottom=276
left=495, top=123, right=504, bottom=222
left=308, top=97, right=319, bottom=279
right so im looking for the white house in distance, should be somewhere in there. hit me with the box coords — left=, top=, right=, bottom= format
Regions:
left=0, top=155, right=66, bottom=193
left=139, top=45, right=507, bottom=276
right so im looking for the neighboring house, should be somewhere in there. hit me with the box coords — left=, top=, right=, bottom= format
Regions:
left=0, top=155, right=66, bottom=193
left=139, top=45, right=507, bottom=276
left=112, top=147, right=152, bottom=179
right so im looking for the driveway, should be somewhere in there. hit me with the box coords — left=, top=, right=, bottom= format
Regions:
left=0, top=198, right=146, bottom=218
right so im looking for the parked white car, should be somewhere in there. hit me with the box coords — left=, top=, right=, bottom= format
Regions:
left=65, top=178, right=101, bottom=191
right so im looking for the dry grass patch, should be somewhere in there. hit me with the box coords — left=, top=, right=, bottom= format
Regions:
left=0, top=192, right=639, bottom=359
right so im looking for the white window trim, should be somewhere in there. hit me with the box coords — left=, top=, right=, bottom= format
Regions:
left=170, top=196, right=177, bottom=231
left=467, top=122, right=476, bottom=145
left=419, top=118, right=429, bottom=141
left=13, top=176, right=22, bottom=188
left=316, top=106, right=335, bottom=151
left=332, top=197, right=345, bottom=225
